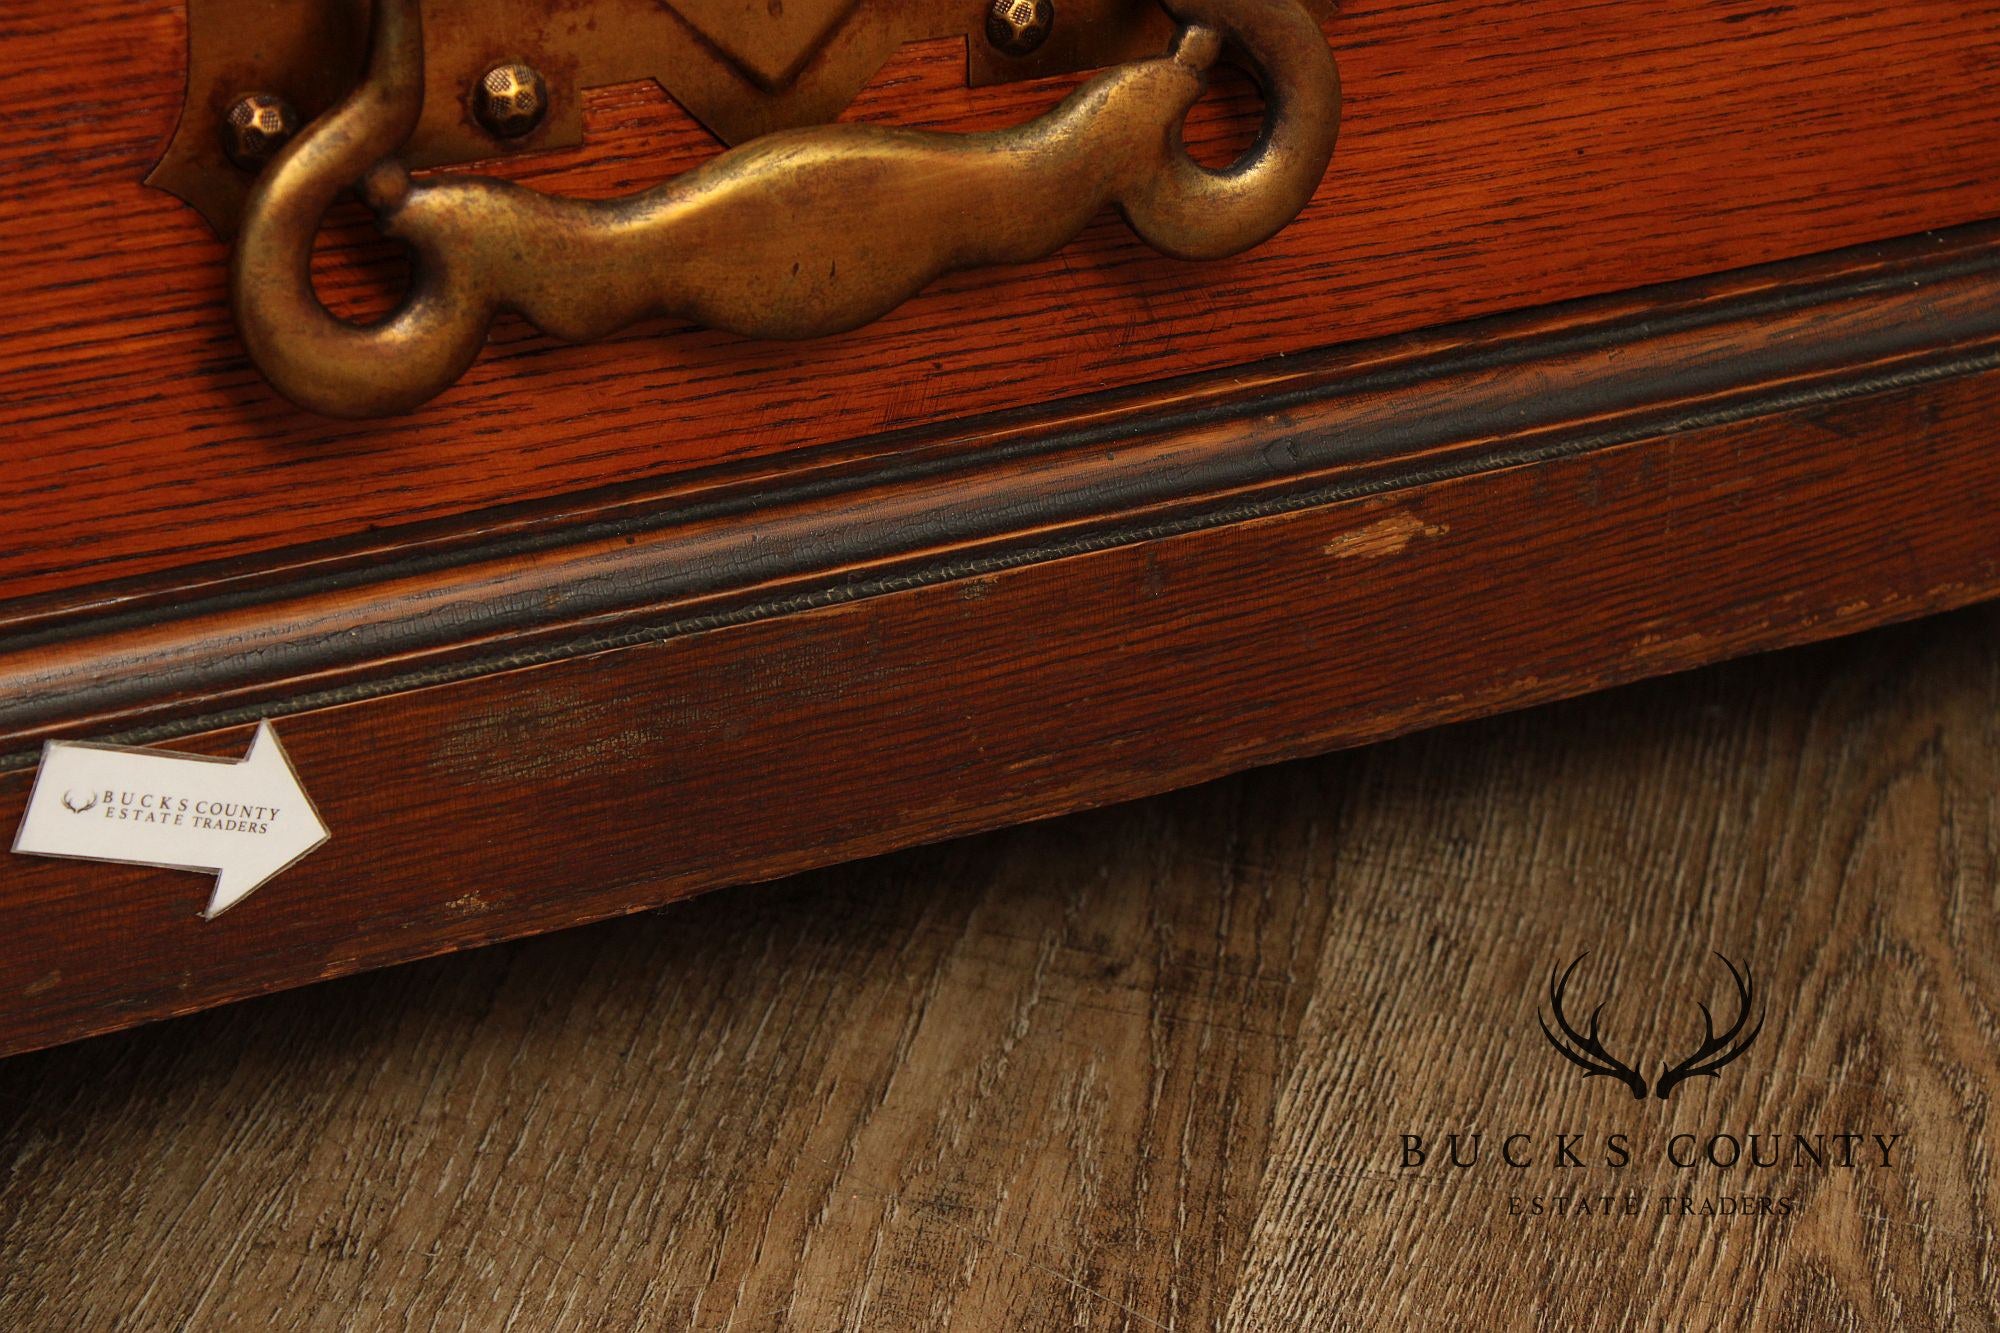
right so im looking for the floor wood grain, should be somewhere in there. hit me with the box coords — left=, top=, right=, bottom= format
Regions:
left=3, top=607, right=1998, bottom=1330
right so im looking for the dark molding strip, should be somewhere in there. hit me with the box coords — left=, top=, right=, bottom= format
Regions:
left=11, top=221, right=1996, bottom=637
left=6, top=222, right=2000, bottom=762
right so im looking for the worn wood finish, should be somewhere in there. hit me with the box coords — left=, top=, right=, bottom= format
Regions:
left=2, top=609, right=1995, bottom=1329
left=7, top=0, right=2000, bottom=599
left=5, top=221, right=2000, bottom=1056
left=10, top=223, right=1999, bottom=751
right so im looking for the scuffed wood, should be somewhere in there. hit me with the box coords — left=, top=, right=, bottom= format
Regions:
left=2, top=358, right=1999, bottom=1056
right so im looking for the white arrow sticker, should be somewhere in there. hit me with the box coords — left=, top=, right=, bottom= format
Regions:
left=12, top=722, right=329, bottom=919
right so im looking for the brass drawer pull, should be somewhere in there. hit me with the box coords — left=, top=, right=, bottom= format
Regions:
left=233, top=0, right=1341, bottom=418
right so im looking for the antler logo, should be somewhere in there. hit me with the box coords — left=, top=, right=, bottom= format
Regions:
left=61, top=789, right=100, bottom=814
left=1539, top=952, right=1764, bottom=1102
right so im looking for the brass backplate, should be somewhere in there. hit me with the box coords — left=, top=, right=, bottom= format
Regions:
left=150, top=0, right=1325, bottom=235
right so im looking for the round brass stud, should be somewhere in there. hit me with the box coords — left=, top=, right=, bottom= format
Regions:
left=221, top=94, right=302, bottom=173
left=986, top=0, right=1054, bottom=58
left=474, top=62, right=550, bottom=140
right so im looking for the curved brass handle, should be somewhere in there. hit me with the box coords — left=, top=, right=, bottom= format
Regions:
left=234, top=0, right=1341, bottom=418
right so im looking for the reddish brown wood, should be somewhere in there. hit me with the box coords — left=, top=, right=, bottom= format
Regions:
left=6, top=223, right=2000, bottom=750
left=4, top=223, right=2000, bottom=1052
left=5, top=1, right=2000, bottom=604
left=8, top=3, right=2000, bottom=1057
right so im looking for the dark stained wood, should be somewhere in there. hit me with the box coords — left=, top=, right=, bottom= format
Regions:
left=6, top=1, right=2000, bottom=600
left=3, top=265, right=2000, bottom=1054
left=10, top=2, right=2000, bottom=1062
left=3, top=608, right=1996, bottom=1328
left=7, top=223, right=2000, bottom=750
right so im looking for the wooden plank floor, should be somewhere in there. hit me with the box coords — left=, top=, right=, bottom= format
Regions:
left=3, top=606, right=1998, bottom=1330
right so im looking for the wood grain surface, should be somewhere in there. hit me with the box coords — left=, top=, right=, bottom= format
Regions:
left=15, top=222, right=1999, bottom=745
left=2, top=606, right=1995, bottom=1330
left=8, top=0, right=2000, bottom=601
left=6, top=299, right=2000, bottom=1057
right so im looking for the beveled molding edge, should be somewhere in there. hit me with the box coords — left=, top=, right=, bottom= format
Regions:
left=6, top=220, right=2000, bottom=765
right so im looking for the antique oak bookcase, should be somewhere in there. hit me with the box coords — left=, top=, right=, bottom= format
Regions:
left=3, top=0, right=1999, bottom=1055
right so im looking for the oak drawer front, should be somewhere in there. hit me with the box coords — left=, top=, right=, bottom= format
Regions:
left=5, top=1, right=2000, bottom=602
left=8, top=218, right=2000, bottom=1054
left=6, top=2, right=2000, bottom=1054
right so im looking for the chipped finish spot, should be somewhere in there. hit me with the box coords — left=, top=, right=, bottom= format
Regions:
left=1324, top=513, right=1449, bottom=560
